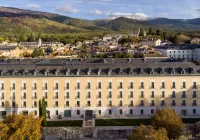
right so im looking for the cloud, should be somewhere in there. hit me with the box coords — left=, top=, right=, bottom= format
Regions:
left=27, top=4, right=40, bottom=9
left=196, top=9, right=200, bottom=12
left=106, top=12, right=149, bottom=20
left=90, top=9, right=103, bottom=15
left=56, top=5, right=79, bottom=14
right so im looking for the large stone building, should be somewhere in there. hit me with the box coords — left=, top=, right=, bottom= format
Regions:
left=0, top=58, right=199, bottom=119
left=156, top=44, right=200, bottom=61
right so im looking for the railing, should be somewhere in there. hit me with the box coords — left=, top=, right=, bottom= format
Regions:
left=32, top=96, right=37, bottom=99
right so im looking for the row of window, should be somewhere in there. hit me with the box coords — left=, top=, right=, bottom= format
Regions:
left=3, top=90, right=198, bottom=101
left=4, top=81, right=198, bottom=90
left=4, top=99, right=197, bottom=108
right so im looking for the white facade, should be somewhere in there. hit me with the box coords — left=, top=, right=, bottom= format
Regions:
left=140, top=39, right=161, bottom=46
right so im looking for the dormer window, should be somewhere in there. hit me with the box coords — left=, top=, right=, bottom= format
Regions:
left=66, top=68, right=70, bottom=75
left=76, top=68, right=80, bottom=76
left=118, top=68, right=123, bottom=74
left=108, top=69, right=112, bottom=75
left=55, top=69, right=60, bottom=76
left=139, top=68, right=144, bottom=74
left=34, top=70, right=38, bottom=76
left=171, top=69, right=175, bottom=75
left=45, top=69, right=49, bottom=76
left=160, top=68, right=165, bottom=74
left=191, top=68, right=196, bottom=74
left=23, top=70, right=28, bottom=76
left=181, top=68, right=185, bottom=75
left=97, top=68, right=101, bottom=76
left=150, top=68, right=154, bottom=75
left=87, top=68, right=91, bottom=75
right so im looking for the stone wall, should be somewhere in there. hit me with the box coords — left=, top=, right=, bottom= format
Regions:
left=43, top=126, right=134, bottom=140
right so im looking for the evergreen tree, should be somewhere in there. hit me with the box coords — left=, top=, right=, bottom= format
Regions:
left=38, top=98, right=47, bottom=126
left=156, top=30, right=161, bottom=36
left=149, top=28, right=153, bottom=35
left=139, top=28, right=145, bottom=37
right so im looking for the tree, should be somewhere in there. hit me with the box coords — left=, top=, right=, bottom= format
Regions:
left=39, top=98, right=47, bottom=126
left=27, top=32, right=35, bottom=42
left=78, top=44, right=91, bottom=58
left=156, top=30, right=161, bottom=36
left=152, top=107, right=184, bottom=139
left=139, top=28, right=145, bottom=37
left=18, top=34, right=26, bottom=42
left=0, top=113, right=43, bottom=140
left=148, top=28, right=153, bottom=35
left=129, top=125, right=169, bottom=140
left=32, top=48, right=44, bottom=58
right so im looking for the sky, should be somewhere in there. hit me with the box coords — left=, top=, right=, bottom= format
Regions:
left=0, top=0, right=200, bottom=20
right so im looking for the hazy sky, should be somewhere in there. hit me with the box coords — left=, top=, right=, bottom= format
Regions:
left=0, top=0, right=200, bottom=20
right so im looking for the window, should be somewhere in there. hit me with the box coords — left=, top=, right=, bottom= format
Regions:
left=108, top=91, right=112, bottom=98
left=140, top=82, right=144, bottom=89
left=12, top=83, right=15, bottom=90
left=56, top=110, right=58, bottom=115
left=119, top=82, right=123, bottom=89
left=98, top=92, right=101, bottom=98
left=1, top=102, right=4, bottom=107
left=151, top=109, right=154, bottom=114
left=182, top=82, right=186, bottom=88
left=193, top=100, right=197, bottom=106
left=1, top=83, right=4, bottom=90
left=44, top=83, right=48, bottom=90
left=140, top=100, right=144, bottom=106
left=182, top=91, right=186, bottom=98
left=12, top=102, right=15, bottom=107
left=66, top=101, right=69, bottom=107
left=23, top=92, right=26, bottom=99
left=130, top=101, right=133, bottom=106
left=119, top=109, right=123, bottom=115
left=55, top=83, right=58, bottom=90
left=44, top=92, right=48, bottom=99
left=151, top=82, right=155, bottom=89
left=77, top=110, right=80, bottom=115
left=140, top=91, right=144, bottom=98
left=172, top=91, right=176, bottom=98
left=130, top=82, right=133, bottom=89
left=34, top=111, right=37, bottom=115
left=55, top=101, right=58, bottom=107
left=108, top=82, right=112, bottom=89
left=66, top=83, right=69, bottom=89
left=193, top=109, right=196, bottom=114
left=109, top=110, right=112, bottom=115
left=87, top=82, right=91, bottom=89
left=77, top=101, right=80, bottom=107
left=119, top=101, right=123, bottom=106
left=77, top=82, right=80, bottom=89
left=193, top=82, right=197, bottom=89
left=23, top=83, right=26, bottom=90
left=182, top=100, right=186, bottom=106
left=66, top=92, right=70, bottom=98
left=161, top=100, right=165, bottom=106
left=130, top=91, right=133, bottom=98
left=34, top=101, right=37, bottom=107
left=23, top=101, right=26, bottom=107
left=98, top=82, right=101, bottom=89
left=172, top=82, right=175, bottom=89
left=109, top=101, right=112, bottom=107
left=119, top=91, right=123, bottom=98
left=45, top=101, right=48, bottom=107
left=76, top=92, right=80, bottom=99
left=98, top=110, right=101, bottom=115
left=55, top=92, right=58, bottom=99
left=87, top=101, right=90, bottom=107
left=140, top=109, right=144, bottom=115
left=193, top=91, right=197, bottom=98
left=151, top=100, right=155, bottom=106
left=151, top=91, right=154, bottom=98
left=98, top=101, right=101, bottom=107
left=87, top=92, right=91, bottom=99
left=161, top=91, right=165, bottom=98
left=34, top=83, right=37, bottom=90
left=130, top=109, right=133, bottom=115
left=172, top=100, right=176, bottom=106
left=162, top=82, right=165, bottom=88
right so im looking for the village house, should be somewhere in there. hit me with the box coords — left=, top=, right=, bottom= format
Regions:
left=140, top=38, right=162, bottom=46
left=191, top=38, right=200, bottom=44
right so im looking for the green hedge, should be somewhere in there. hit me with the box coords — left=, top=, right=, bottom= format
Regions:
left=47, top=120, right=83, bottom=127
left=95, top=118, right=200, bottom=126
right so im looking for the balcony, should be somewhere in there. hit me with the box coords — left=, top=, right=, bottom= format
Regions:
left=32, top=105, right=37, bottom=108
left=96, top=86, right=101, bottom=89
left=10, top=87, right=15, bottom=90
left=21, top=96, right=26, bottom=100
left=128, top=86, right=133, bottom=89
left=182, top=103, right=187, bottom=106
left=139, top=86, right=144, bottom=89
left=192, top=86, right=197, bottom=89
left=161, top=103, right=166, bottom=106
left=75, top=96, right=80, bottom=99
left=75, top=104, right=80, bottom=107
left=192, top=103, right=197, bottom=106
left=150, top=103, right=155, bottom=107
left=32, top=87, right=37, bottom=90
left=0, top=96, right=4, bottom=100
left=171, top=86, right=176, bottom=89
left=10, top=96, right=15, bottom=100
left=32, top=96, right=37, bottom=99
left=0, top=105, right=4, bottom=108
left=64, top=87, right=70, bottom=90
left=129, top=95, right=134, bottom=99
left=42, top=87, right=48, bottom=90
left=150, top=95, right=154, bottom=98
left=22, top=105, right=26, bottom=108
left=53, top=87, right=59, bottom=90
left=118, top=86, right=123, bottom=89
left=75, top=87, right=80, bottom=90
left=54, top=105, right=59, bottom=108
left=86, top=86, right=91, bottom=90
left=182, top=95, right=187, bottom=98
left=171, top=103, right=176, bottom=106
left=97, top=95, right=101, bottom=99
left=118, top=95, right=123, bottom=99
left=21, top=87, right=26, bottom=90
left=107, top=96, right=112, bottom=99
left=192, top=95, right=197, bottom=98
left=64, top=96, right=70, bottom=99
left=139, top=95, right=144, bottom=99
left=107, top=86, right=112, bottom=89
left=150, top=86, right=155, bottom=89
left=108, top=104, right=112, bottom=107
left=53, top=96, right=59, bottom=99
left=160, top=86, right=165, bottom=89
left=86, top=96, right=91, bottom=99
left=97, top=104, right=101, bottom=107
left=160, top=95, right=165, bottom=98
left=181, top=86, right=186, bottom=89
left=118, top=104, right=123, bottom=107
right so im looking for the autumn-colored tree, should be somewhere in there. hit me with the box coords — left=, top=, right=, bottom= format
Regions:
left=152, top=107, right=184, bottom=139
left=129, top=124, right=169, bottom=140
left=0, top=113, right=43, bottom=140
